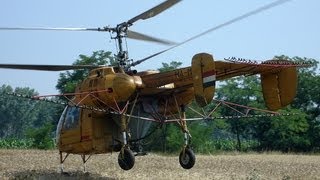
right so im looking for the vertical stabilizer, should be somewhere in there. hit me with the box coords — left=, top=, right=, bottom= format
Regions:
left=261, top=66, right=297, bottom=110
left=191, top=53, right=216, bottom=107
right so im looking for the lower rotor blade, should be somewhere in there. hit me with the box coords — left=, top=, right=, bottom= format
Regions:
left=127, top=30, right=176, bottom=45
left=0, top=64, right=100, bottom=71
left=0, top=27, right=108, bottom=32
left=131, top=0, right=292, bottom=67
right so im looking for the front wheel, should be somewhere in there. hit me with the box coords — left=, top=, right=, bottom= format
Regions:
left=179, top=148, right=195, bottom=169
left=118, top=148, right=135, bottom=170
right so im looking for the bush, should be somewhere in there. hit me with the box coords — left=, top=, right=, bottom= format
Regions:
left=0, top=138, right=34, bottom=149
left=25, top=122, right=55, bottom=149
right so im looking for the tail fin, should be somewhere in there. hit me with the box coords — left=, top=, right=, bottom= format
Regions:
left=261, top=66, right=297, bottom=110
left=192, top=53, right=216, bottom=107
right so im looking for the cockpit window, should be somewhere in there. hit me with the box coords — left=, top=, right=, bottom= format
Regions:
left=63, top=106, right=80, bottom=130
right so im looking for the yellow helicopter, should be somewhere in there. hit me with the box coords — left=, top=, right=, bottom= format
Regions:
left=0, top=0, right=307, bottom=171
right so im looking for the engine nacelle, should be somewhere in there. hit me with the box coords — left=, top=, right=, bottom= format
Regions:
left=74, top=67, right=136, bottom=108
left=261, top=65, right=297, bottom=110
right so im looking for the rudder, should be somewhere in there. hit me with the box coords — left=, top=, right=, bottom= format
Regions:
left=261, top=65, right=297, bottom=110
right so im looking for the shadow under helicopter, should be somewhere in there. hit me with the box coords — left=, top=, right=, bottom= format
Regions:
left=9, top=170, right=115, bottom=180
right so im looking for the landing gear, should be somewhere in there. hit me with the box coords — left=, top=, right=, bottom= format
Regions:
left=81, top=154, right=92, bottom=172
left=177, top=104, right=196, bottom=169
left=118, top=114, right=135, bottom=170
left=179, top=147, right=196, bottom=169
left=59, top=151, right=69, bottom=173
left=118, top=148, right=135, bottom=170
left=59, top=151, right=93, bottom=173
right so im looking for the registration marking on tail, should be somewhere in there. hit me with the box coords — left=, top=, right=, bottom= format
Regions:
left=203, top=70, right=216, bottom=88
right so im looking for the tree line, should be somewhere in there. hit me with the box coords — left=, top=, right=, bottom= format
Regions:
left=0, top=50, right=319, bottom=152
left=0, top=85, right=63, bottom=149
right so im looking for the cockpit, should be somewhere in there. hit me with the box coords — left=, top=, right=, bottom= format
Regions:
left=56, top=106, right=81, bottom=143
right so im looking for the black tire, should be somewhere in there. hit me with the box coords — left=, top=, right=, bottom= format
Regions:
left=118, top=148, right=135, bottom=170
left=179, top=148, right=196, bottom=169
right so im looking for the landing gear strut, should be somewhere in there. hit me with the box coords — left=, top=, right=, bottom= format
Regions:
left=59, top=151, right=69, bottom=173
left=118, top=114, right=135, bottom=170
left=178, top=105, right=196, bottom=169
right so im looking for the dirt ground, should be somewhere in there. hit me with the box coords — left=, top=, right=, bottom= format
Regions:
left=1, top=149, right=320, bottom=179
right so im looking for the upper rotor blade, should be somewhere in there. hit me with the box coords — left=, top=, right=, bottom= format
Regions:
left=131, top=0, right=292, bottom=67
left=127, top=0, right=181, bottom=25
left=0, top=64, right=101, bottom=71
left=0, top=27, right=109, bottom=32
left=127, top=30, right=176, bottom=45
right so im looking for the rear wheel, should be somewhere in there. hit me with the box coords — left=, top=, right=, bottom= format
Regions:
left=179, top=148, right=195, bottom=169
left=118, top=148, right=135, bottom=170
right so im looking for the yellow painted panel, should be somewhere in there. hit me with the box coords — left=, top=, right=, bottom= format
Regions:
left=261, top=73, right=281, bottom=110
left=261, top=67, right=298, bottom=110
left=80, top=109, right=93, bottom=142
left=278, top=67, right=297, bottom=107
left=60, top=129, right=81, bottom=146
left=192, top=53, right=215, bottom=107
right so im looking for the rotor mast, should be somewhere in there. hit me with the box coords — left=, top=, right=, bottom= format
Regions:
left=111, top=0, right=182, bottom=71
left=114, top=23, right=130, bottom=70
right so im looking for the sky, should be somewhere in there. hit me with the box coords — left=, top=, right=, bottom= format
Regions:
left=0, top=0, right=319, bottom=95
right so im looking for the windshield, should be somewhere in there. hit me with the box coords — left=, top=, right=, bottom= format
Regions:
left=63, top=106, right=80, bottom=130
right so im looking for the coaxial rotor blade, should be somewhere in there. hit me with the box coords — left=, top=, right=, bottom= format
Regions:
left=127, top=30, right=176, bottom=45
left=0, top=27, right=111, bottom=32
left=131, top=0, right=292, bottom=67
left=0, top=64, right=101, bottom=71
left=127, top=0, right=181, bottom=25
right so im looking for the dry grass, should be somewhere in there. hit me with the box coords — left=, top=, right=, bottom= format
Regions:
left=1, top=149, right=320, bottom=179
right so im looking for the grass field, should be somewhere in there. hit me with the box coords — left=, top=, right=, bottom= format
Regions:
left=1, top=149, right=320, bottom=179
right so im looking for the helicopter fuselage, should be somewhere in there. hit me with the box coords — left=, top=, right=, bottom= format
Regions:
left=55, top=66, right=196, bottom=154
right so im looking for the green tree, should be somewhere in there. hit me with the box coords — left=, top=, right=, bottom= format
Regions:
left=262, top=108, right=310, bottom=152
left=0, top=85, right=39, bottom=138
left=0, top=84, right=63, bottom=149
left=26, top=122, right=55, bottom=149
left=215, top=75, right=263, bottom=150
left=289, top=56, right=320, bottom=151
left=271, top=55, right=320, bottom=151
left=158, top=61, right=182, bottom=72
